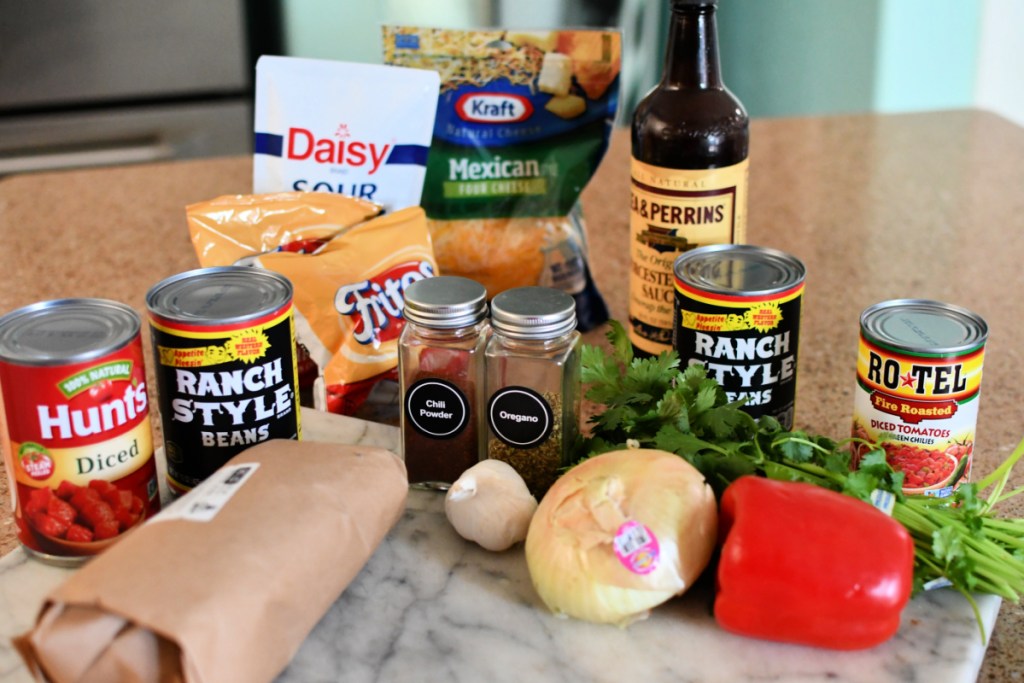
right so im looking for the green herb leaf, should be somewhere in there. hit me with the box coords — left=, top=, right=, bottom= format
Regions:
left=605, top=320, right=634, bottom=366
left=654, top=424, right=710, bottom=456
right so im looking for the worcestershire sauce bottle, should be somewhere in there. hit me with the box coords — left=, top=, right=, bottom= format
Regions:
left=629, top=0, right=749, bottom=357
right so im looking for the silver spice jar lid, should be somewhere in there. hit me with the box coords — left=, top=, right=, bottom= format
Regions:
left=490, top=286, right=577, bottom=340
left=402, top=276, right=488, bottom=329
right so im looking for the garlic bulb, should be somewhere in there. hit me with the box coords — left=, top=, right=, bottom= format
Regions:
left=525, top=448, right=717, bottom=626
left=445, top=460, right=539, bottom=551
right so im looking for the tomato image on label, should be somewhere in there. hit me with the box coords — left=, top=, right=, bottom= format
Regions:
left=24, top=479, right=146, bottom=554
left=19, top=443, right=55, bottom=481
left=884, top=443, right=957, bottom=490
left=81, top=380, right=116, bottom=404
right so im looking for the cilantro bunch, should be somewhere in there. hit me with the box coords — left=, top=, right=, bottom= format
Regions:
left=579, top=322, right=1024, bottom=640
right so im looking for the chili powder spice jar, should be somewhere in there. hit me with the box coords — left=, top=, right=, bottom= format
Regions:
left=484, top=286, right=581, bottom=497
left=399, top=276, right=489, bottom=489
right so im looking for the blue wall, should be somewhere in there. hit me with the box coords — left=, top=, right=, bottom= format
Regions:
left=873, top=0, right=980, bottom=113
left=282, top=0, right=985, bottom=120
left=718, top=0, right=881, bottom=117
left=716, top=0, right=982, bottom=118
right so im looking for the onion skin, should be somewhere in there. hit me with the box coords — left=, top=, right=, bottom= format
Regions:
left=525, top=448, right=717, bottom=626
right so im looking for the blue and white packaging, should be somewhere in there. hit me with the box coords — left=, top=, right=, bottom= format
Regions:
left=253, top=56, right=440, bottom=212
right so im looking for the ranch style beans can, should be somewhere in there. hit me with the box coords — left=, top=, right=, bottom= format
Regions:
left=147, top=267, right=301, bottom=496
left=852, top=299, right=988, bottom=497
left=0, top=299, right=160, bottom=566
left=673, top=244, right=806, bottom=429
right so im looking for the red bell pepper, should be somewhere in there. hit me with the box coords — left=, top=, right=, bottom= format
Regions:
left=715, top=476, right=914, bottom=650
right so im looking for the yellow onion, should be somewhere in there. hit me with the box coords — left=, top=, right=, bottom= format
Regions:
left=525, top=448, right=717, bottom=626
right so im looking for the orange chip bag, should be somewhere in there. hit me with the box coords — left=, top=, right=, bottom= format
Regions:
left=187, top=192, right=383, bottom=267
left=258, top=207, right=437, bottom=415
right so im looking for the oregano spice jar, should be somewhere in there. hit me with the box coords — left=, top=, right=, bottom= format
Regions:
left=399, top=276, right=489, bottom=489
left=484, top=287, right=582, bottom=496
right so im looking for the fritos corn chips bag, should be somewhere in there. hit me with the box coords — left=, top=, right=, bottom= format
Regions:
left=186, top=191, right=387, bottom=390
left=258, top=207, right=437, bottom=415
left=187, top=191, right=382, bottom=267
left=383, top=27, right=620, bottom=330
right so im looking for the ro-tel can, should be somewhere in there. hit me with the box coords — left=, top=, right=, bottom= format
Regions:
left=673, top=244, right=806, bottom=429
left=853, top=299, right=988, bottom=497
left=146, top=267, right=301, bottom=496
left=0, top=299, right=160, bottom=566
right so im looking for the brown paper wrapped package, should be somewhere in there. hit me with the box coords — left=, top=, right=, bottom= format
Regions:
left=13, top=440, right=409, bottom=683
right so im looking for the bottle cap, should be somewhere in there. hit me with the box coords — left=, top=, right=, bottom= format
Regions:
left=672, top=0, right=717, bottom=6
left=402, top=276, right=488, bottom=329
left=490, top=287, right=577, bottom=340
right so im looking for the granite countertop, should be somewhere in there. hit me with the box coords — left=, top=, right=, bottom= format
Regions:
left=0, top=410, right=1002, bottom=683
left=1, top=109, right=1024, bottom=680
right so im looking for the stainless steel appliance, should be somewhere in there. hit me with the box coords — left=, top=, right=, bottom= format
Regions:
left=0, top=0, right=281, bottom=174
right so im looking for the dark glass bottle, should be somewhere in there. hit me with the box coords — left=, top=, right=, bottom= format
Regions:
left=628, top=0, right=749, bottom=357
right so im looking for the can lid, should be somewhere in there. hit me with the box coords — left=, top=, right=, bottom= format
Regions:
left=490, top=287, right=576, bottom=340
left=0, top=298, right=140, bottom=366
left=860, top=299, right=989, bottom=354
left=146, top=267, right=293, bottom=325
left=673, top=244, right=806, bottom=296
left=402, top=276, right=487, bottom=329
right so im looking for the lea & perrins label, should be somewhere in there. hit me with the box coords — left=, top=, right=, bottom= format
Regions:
left=628, top=157, right=749, bottom=355
left=852, top=299, right=987, bottom=497
left=146, top=267, right=301, bottom=496
left=673, top=244, right=804, bottom=430
left=0, top=299, right=160, bottom=565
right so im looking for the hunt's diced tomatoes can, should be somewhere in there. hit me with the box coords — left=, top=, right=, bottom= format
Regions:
left=146, top=267, right=301, bottom=496
left=852, top=299, right=988, bottom=497
left=673, top=244, right=806, bottom=429
left=0, top=299, right=160, bottom=566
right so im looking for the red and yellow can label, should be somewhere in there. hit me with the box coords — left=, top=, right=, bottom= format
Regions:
left=853, top=338, right=984, bottom=497
left=0, top=335, right=160, bottom=560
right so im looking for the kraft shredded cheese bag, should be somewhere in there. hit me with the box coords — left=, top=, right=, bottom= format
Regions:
left=253, top=56, right=440, bottom=211
left=383, top=27, right=619, bottom=330
left=257, top=207, right=437, bottom=416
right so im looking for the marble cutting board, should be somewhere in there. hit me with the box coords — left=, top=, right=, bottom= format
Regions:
left=0, top=409, right=999, bottom=683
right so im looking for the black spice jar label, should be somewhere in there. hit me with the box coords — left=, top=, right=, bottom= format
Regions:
left=487, top=386, right=553, bottom=449
left=404, top=378, right=470, bottom=439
